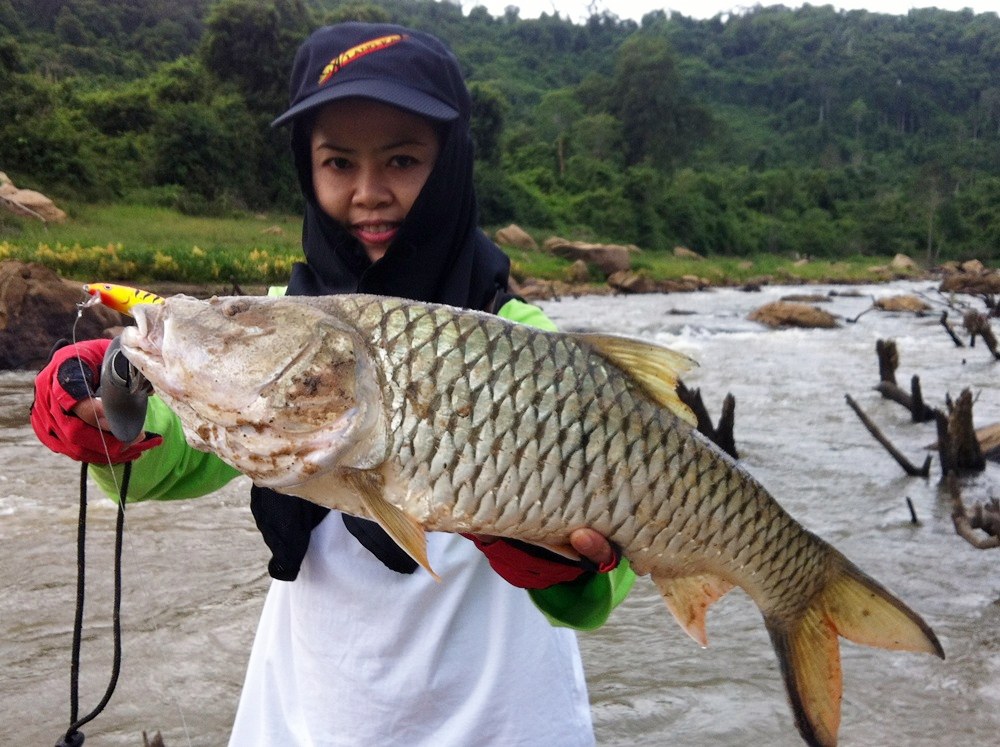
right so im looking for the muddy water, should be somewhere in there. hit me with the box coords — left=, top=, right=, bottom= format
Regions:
left=2, top=280, right=998, bottom=745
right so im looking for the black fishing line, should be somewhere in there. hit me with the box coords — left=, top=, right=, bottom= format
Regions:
left=56, top=461, right=130, bottom=747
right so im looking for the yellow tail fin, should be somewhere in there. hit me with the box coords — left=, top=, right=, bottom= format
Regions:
left=765, top=558, right=944, bottom=747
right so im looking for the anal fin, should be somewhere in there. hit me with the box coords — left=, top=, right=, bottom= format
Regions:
left=652, top=572, right=735, bottom=646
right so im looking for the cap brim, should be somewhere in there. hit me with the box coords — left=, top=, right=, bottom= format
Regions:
left=272, top=78, right=459, bottom=127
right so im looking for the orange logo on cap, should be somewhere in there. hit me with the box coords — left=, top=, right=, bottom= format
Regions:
left=318, top=34, right=406, bottom=85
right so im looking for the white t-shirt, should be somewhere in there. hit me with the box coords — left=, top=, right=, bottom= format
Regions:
left=230, top=511, right=595, bottom=746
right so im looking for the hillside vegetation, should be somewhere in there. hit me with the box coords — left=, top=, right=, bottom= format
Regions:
left=1, top=0, right=999, bottom=264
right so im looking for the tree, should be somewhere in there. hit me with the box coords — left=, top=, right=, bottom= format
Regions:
left=533, top=89, right=583, bottom=177
left=469, top=82, right=507, bottom=165
left=201, top=0, right=311, bottom=110
left=608, top=33, right=711, bottom=169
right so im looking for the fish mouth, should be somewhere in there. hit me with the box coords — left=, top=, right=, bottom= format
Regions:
left=120, top=304, right=166, bottom=375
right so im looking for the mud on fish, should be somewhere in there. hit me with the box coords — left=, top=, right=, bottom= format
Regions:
left=120, top=293, right=945, bottom=747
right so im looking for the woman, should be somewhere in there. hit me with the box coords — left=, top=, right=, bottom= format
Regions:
left=32, top=23, right=634, bottom=745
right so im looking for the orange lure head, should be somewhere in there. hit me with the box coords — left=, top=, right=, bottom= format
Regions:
left=83, top=283, right=164, bottom=317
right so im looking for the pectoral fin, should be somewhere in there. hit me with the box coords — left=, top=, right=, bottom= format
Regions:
left=342, top=469, right=439, bottom=581
left=652, top=572, right=735, bottom=646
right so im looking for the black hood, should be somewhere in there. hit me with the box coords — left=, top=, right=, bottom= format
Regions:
left=285, top=112, right=509, bottom=310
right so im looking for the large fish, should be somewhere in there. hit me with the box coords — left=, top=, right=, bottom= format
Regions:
left=120, top=293, right=944, bottom=747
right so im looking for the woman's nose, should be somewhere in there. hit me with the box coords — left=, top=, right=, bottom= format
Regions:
left=353, top=166, right=391, bottom=208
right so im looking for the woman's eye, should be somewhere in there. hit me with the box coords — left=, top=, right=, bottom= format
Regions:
left=329, top=157, right=352, bottom=170
left=390, top=154, right=418, bottom=168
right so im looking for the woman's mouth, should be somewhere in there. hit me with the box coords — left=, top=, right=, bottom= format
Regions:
left=352, top=222, right=399, bottom=246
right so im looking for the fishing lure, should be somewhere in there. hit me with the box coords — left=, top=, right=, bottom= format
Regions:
left=82, top=282, right=164, bottom=317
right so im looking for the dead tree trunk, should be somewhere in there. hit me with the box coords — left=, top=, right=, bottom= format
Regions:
left=936, top=388, right=986, bottom=476
left=677, top=381, right=739, bottom=460
left=873, top=339, right=936, bottom=422
left=876, top=338, right=898, bottom=386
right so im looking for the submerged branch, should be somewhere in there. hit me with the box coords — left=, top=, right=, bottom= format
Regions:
left=844, top=393, right=931, bottom=477
left=948, top=474, right=1000, bottom=550
left=939, top=311, right=964, bottom=347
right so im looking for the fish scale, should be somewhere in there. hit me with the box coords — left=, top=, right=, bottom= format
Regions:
left=121, top=292, right=945, bottom=747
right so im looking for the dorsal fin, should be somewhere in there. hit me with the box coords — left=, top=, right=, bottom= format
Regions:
left=577, top=332, right=698, bottom=426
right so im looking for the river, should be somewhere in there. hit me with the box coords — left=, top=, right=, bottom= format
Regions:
left=1, top=280, right=998, bottom=745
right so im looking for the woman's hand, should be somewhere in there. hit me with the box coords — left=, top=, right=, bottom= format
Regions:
left=568, top=528, right=616, bottom=569
left=31, top=339, right=161, bottom=464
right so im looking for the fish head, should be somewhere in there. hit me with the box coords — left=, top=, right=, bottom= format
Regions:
left=121, top=295, right=388, bottom=487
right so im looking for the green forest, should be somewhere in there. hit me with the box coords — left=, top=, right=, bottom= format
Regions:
left=2, top=0, right=1000, bottom=262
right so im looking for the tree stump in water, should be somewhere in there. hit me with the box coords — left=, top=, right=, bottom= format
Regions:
left=677, top=381, right=739, bottom=460
left=935, top=389, right=986, bottom=476
left=876, top=338, right=898, bottom=386
left=874, top=339, right=936, bottom=422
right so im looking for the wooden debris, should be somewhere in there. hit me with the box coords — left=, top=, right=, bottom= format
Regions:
left=977, top=422, right=1000, bottom=462
left=936, top=389, right=986, bottom=476
left=948, top=474, right=1000, bottom=550
left=963, top=310, right=1000, bottom=359
left=677, top=381, right=739, bottom=460
left=873, top=340, right=936, bottom=422
left=876, top=339, right=898, bottom=386
left=845, top=394, right=931, bottom=477
left=939, top=311, right=964, bottom=347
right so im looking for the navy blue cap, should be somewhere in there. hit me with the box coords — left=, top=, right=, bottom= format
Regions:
left=272, top=23, right=467, bottom=127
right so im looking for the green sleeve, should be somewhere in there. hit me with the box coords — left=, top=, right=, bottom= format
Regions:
left=89, top=395, right=241, bottom=503
left=498, top=297, right=638, bottom=630
left=529, top=560, right=636, bottom=630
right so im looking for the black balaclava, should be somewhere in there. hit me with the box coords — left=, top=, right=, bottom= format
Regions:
left=252, top=23, right=512, bottom=580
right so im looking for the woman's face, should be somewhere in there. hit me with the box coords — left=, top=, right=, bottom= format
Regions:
left=310, top=98, right=441, bottom=263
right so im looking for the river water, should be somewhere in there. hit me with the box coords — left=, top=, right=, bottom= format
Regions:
left=1, top=280, right=998, bottom=746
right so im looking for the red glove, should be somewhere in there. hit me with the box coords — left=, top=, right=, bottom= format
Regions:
left=464, top=534, right=620, bottom=589
left=31, top=339, right=162, bottom=464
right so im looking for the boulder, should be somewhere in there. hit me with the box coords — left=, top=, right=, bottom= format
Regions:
left=939, top=262, right=1000, bottom=295
left=495, top=224, right=538, bottom=251
left=0, top=260, right=122, bottom=370
left=673, top=245, right=703, bottom=260
left=891, top=253, right=917, bottom=272
left=0, top=172, right=68, bottom=223
left=607, top=270, right=658, bottom=294
left=874, top=294, right=931, bottom=313
left=544, top=237, right=638, bottom=277
left=564, top=259, right=590, bottom=284
left=781, top=293, right=831, bottom=303
left=748, top=301, right=839, bottom=329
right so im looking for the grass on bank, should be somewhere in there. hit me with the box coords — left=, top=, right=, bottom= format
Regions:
left=1, top=202, right=918, bottom=287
